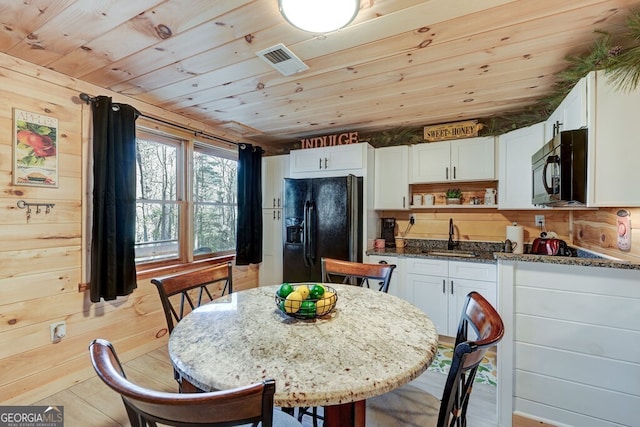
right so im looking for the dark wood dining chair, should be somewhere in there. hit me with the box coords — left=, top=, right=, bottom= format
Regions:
left=88, top=338, right=302, bottom=427
left=366, top=291, right=505, bottom=427
left=296, top=257, right=397, bottom=425
left=321, top=257, right=396, bottom=293
left=151, top=262, right=232, bottom=392
left=151, top=262, right=233, bottom=333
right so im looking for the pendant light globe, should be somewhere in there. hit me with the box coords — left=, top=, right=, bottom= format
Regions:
left=279, top=0, right=360, bottom=34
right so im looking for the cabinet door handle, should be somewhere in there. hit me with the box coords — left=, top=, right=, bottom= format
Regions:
left=451, top=280, right=454, bottom=295
left=442, top=279, right=446, bottom=294
left=453, top=166, right=456, bottom=180
left=553, top=120, right=563, bottom=136
left=446, top=167, right=449, bottom=180
left=277, top=198, right=281, bottom=208
left=273, top=198, right=276, bottom=208
left=403, top=196, right=406, bottom=208
left=277, top=210, right=281, bottom=220
left=324, top=158, right=328, bottom=169
left=273, top=211, right=276, bottom=220
left=319, top=158, right=322, bottom=170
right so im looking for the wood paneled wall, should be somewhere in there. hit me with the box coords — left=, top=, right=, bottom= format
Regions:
left=573, top=207, right=640, bottom=262
left=0, top=60, right=258, bottom=404
left=385, top=207, right=639, bottom=262
left=385, top=209, right=570, bottom=246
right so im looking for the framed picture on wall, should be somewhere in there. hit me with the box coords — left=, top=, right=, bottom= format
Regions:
left=13, top=108, right=59, bottom=188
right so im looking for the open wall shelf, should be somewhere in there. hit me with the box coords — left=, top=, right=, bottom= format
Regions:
left=410, top=180, right=499, bottom=209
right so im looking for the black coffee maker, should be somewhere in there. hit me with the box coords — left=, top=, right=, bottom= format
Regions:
left=381, top=217, right=396, bottom=247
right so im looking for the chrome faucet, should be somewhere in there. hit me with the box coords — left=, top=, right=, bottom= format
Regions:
left=447, top=218, right=456, bottom=250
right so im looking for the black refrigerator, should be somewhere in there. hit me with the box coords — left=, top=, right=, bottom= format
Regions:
left=283, top=175, right=363, bottom=283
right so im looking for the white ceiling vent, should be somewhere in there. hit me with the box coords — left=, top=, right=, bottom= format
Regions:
left=256, top=43, right=309, bottom=76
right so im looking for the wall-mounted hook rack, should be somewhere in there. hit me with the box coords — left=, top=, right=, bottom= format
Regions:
left=17, top=200, right=55, bottom=221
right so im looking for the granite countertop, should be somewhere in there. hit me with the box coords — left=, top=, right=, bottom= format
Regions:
left=493, top=251, right=638, bottom=270
left=367, top=240, right=640, bottom=270
left=368, top=246, right=497, bottom=263
left=168, top=284, right=439, bottom=408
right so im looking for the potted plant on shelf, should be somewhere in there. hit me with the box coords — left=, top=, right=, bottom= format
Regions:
left=445, top=188, right=462, bottom=205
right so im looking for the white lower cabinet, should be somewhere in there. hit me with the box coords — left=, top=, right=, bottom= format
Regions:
left=406, top=258, right=496, bottom=337
left=411, top=270, right=448, bottom=334
left=367, top=255, right=405, bottom=300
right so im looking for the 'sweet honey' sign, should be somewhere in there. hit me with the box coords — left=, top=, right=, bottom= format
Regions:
left=424, top=120, right=484, bottom=142
left=300, top=131, right=359, bottom=149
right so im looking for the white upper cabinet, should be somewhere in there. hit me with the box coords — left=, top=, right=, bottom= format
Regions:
left=544, top=77, right=588, bottom=141
left=450, top=137, right=496, bottom=181
left=410, top=137, right=495, bottom=183
left=410, top=141, right=450, bottom=182
left=498, top=123, right=546, bottom=210
left=374, top=145, right=409, bottom=210
left=262, top=155, right=289, bottom=209
left=586, top=70, right=640, bottom=206
left=289, top=143, right=368, bottom=178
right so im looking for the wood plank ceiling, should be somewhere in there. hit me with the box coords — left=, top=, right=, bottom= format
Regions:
left=1, top=0, right=639, bottom=153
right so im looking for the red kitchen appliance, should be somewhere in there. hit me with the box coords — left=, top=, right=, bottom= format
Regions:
left=531, top=237, right=571, bottom=256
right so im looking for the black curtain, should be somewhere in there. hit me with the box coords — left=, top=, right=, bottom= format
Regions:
left=236, top=144, right=263, bottom=265
left=90, top=96, right=140, bottom=302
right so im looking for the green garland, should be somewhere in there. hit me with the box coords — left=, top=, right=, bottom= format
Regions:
left=360, top=9, right=640, bottom=146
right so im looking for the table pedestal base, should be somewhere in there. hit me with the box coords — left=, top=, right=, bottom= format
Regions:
left=324, top=400, right=365, bottom=427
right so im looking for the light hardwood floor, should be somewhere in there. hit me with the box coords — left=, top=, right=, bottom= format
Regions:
left=34, top=346, right=176, bottom=426
left=33, top=345, right=497, bottom=427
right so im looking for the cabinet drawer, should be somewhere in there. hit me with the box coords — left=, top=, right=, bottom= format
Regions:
left=405, top=258, right=448, bottom=276
left=449, top=261, right=496, bottom=281
left=367, top=255, right=398, bottom=265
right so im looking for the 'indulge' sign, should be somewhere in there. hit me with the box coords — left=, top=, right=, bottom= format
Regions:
left=300, top=131, right=359, bottom=149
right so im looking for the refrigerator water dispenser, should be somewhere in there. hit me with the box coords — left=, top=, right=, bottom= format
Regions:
left=286, top=218, right=303, bottom=244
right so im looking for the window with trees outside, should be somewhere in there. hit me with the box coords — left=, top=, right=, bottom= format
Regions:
left=134, top=130, right=237, bottom=264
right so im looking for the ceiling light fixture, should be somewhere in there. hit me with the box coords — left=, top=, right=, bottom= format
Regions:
left=278, top=0, right=360, bottom=34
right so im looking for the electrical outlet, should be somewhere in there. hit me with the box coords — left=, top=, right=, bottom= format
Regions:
left=535, top=215, right=545, bottom=227
left=50, top=321, right=66, bottom=343
left=409, top=214, right=416, bottom=225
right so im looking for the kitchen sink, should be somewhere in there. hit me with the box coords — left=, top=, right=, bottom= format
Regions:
left=423, top=250, right=479, bottom=258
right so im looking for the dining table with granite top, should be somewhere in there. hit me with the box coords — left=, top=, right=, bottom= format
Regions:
left=168, top=283, right=439, bottom=427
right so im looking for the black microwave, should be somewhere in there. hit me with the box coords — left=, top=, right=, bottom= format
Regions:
left=532, top=129, right=588, bottom=206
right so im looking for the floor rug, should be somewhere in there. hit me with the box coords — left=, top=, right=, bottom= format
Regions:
left=427, top=344, right=497, bottom=386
